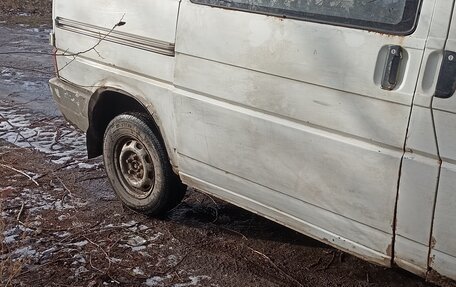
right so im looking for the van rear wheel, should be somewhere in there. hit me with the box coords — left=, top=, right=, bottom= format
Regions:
left=103, top=113, right=186, bottom=215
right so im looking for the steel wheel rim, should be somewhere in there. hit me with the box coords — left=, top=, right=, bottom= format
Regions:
left=115, top=137, right=155, bottom=199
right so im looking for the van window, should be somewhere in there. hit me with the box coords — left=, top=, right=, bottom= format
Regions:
left=191, top=0, right=421, bottom=35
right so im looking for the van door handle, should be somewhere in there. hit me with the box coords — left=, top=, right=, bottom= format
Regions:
left=381, top=45, right=403, bottom=91
left=435, top=51, right=456, bottom=99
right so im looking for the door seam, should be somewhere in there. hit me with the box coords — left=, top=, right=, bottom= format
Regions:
left=425, top=0, right=456, bottom=271
left=391, top=0, right=441, bottom=267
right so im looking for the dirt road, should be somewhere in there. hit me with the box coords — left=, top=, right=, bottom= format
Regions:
left=0, top=24, right=439, bottom=287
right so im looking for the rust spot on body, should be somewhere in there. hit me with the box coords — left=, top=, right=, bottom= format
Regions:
left=430, top=236, right=437, bottom=249
left=368, top=30, right=406, bottom=46
left=386, top=243, right=393, bottom=257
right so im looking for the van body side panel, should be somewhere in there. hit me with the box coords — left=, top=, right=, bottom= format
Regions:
left=54, top=0, right=180, bottom=84
left=428, top=4, right=456, bottom=281
left=394, top=106, right=440, bottom=275
left=175, top=0, right=434, bottom=265
left=176, top=55, right=411, bottom=149
left=54, top=0, right=179, bottom=44
left=175, top=92, right=399, bottom=263
left=431, top=161, right=456, bottom=279
left=179, top=159, right=392, bottom=265
left=430, top=111, right=456, bottom=279
left=394, top=1, right=454, bottom=274
left=52, top=0, right=181, bottom=163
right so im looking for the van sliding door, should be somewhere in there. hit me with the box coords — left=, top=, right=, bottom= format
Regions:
left=428, top=5, right=456, bottom=281
left=174, top=0, right=432, bottom=265
left=394, top=1, right=455, bottom=278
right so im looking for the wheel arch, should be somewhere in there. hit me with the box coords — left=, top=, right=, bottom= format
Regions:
left=86, top=87, right=176, bottom=169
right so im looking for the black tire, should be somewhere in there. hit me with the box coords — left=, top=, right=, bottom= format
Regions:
left=103, top=113, right=186, bottom=215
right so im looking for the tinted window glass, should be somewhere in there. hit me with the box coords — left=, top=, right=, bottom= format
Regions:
left=191, top=0, right=421, bottom=34
left=232, top=0, right=406, bottom=24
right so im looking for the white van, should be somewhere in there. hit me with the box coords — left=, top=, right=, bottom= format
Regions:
left=49, top=0, right=456, bottom=283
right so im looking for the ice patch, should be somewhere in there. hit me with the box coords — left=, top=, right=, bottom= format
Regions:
left=147, top=232, right=163, bottom=242
left=145, top=275, right=172, bottom=287
left=25, top=28, right=43, bottom=33
left=78, top=162, right=97, bottom=169
left=72, top=254, right=87, bottom=265
left=3, top=224, right=33, bottom=238
left=123, top=220, right=138, bottom=227
left=110, top=257, right=122, bottom=263
left=126, top=235, right=147, bottom=247
left=3, top=234, right=18, bottom=244
left=58, top=214, right=68, bottom=221
left=6, top=188, right=87, bottom=215
left=138, top=225, right=149, bottom=231
left=144, top=275, right=210, bottom=287
left=74, top=266, right=89, bottom=277
left=54, top=231, right=71, bottom=238
left=0, top=102, right=102, bottom=169
left=173, top=276, right=211, bottom=287
left=12, top=246, right=37, bottom=259
left=133, top=267, right=144, bottom=276
left=72, top=240, right=89, bottom=247
left=132, top=245, right=147, bottom=252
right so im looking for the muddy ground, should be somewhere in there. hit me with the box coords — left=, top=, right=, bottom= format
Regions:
left=0, top=6, right=444, bottom=287
left=0, top=0, right=52, bottom=26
